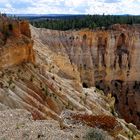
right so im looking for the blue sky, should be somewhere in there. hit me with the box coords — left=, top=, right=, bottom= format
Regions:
left=0, top=0, right=140, bottom=15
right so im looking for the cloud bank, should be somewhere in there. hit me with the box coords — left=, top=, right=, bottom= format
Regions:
left=0, top=0, right=140, bottom=15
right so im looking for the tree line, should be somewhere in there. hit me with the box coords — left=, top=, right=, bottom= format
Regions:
left=29, top=15, right=140, bottom=30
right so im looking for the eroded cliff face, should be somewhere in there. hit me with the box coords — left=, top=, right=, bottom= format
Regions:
left=0, top=23, right=140, bottom=139
left=0, top=16, right=35, bottom=69
left=31, top=25, right=140, bottom=128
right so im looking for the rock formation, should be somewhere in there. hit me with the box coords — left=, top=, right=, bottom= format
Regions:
left=0, top=15, right=35, bottom=69
left=31, top=25, right=140, bottom=129
left=0, top=18, right=140, bottom=139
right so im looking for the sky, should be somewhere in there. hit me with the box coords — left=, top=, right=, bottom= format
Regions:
left=0, top=0, right=140, bottom=15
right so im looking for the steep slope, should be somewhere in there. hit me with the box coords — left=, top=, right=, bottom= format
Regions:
left=30, top=25, right=140, bottom=129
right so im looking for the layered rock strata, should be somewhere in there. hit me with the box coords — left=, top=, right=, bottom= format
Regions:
left=31, top=25, right=140, bottom=128
left=0, top=22, right=140, bottom=139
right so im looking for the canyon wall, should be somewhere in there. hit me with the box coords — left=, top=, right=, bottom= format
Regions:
left=0, top=16, right=35, bottom=69
left=34, top=25, right=140, bottom=128
left=0, top=24, right=139, bottom=139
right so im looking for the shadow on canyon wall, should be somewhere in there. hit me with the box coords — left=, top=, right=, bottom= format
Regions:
left=42, top=25, right=140, bottom=128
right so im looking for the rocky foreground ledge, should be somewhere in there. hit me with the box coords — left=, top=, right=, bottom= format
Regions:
left=0, top=108, right=74, bottom=140
left=0, top=104, right=140, bottom=140
left=0, top=108, right=111, bottom=140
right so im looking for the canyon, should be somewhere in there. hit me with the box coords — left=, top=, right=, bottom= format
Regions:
left=32, top=24, right=140, bottom=129
left=0, top=16, right=140, bottom=140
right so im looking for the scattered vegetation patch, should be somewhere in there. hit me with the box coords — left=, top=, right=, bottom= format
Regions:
left=59, top=87, right=62, bottom=91
left=44, top=85, right=49, bottom=96
left=95, top=88, right=104, bottom=95
left=52, top=76, right=55, bottom=80
left=7, top=77, right=13, bottom=87
left=18, top=68, right=21, bottom=73
left=83, top=128, right=112, bottom=140
left=30, top=74, right=34, bottom=82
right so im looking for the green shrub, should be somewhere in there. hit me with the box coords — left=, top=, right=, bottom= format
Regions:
left=83, top=128, right=112, bottom=140
left=7, top=78, right=13, bottom=86
left=44, top=85, right=49, bottom=96
left=30, top=74, right=34, bottom=82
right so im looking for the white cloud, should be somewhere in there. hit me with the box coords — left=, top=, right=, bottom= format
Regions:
left=64, top=0, right=86, bottom=7
left=0, top=0, right=140, bottom=15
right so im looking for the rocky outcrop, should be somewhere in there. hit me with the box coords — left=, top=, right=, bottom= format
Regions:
left=30, top=25, right=140, bottom=129
left=20, top=21, right=31, bottom=38
left=0, top=16, right=35, bottom=69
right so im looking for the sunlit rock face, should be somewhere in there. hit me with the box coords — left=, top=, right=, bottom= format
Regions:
left=34, top=24, right=140, bottom=128
left=0, top=17, right=35, bottom=69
